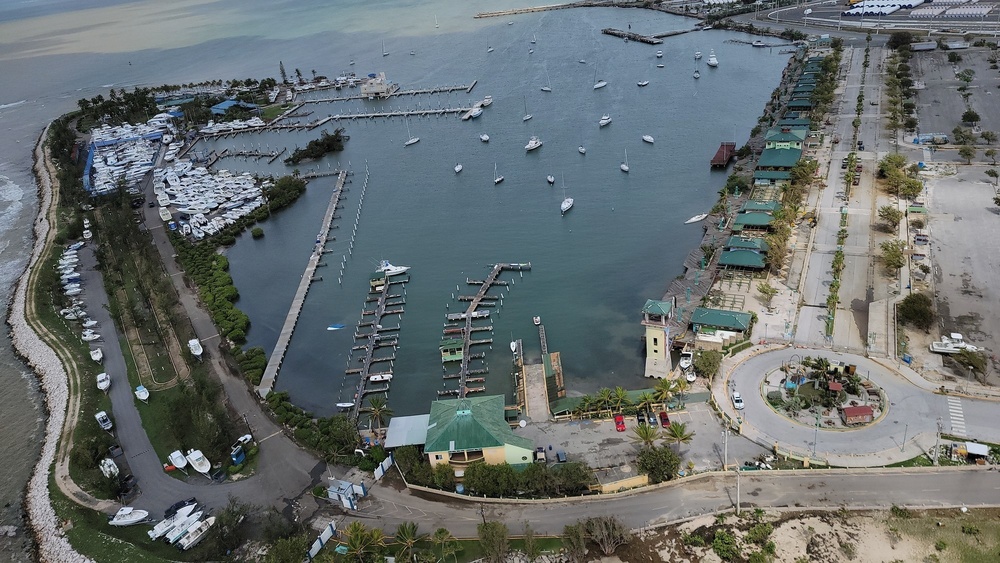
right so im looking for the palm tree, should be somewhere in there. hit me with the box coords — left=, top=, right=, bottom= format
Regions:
left=362, top=396, right=393, bottom=431
left=611, top=386, right=631, bottom=412
left=632, top=423, right=660, bottom=448
left=596, top=388, right=614, bottom=412
left=344, top=521, right=383, bottom=563
left=432, top=528, right=458, bottom=562
left=575, top=395, right=595, bottom=417
left=635, top=392, right=656, bottom=414
left=664, top=422, right=695, bottom=451
left=654, top=379, right=678, bottom=407
left=674, top=379, right=689, bottom=407
left=395, top=522, right=424, bottom=563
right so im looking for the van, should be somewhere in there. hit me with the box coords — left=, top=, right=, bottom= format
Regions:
left=555, top=451, right=568, bottom=463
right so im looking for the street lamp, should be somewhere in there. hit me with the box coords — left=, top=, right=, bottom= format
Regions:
left=812, top=411, right=820, bottom=457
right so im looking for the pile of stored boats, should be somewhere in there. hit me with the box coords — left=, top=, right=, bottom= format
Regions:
left=57, top=242, right=105, bottom=351
left=88, top=115, right=175, bottom=196
left=197, top=116, right=266, bottom=135
left=154, top=163, right=267, bottom=239
left=143, top=498, right=216, bottom=551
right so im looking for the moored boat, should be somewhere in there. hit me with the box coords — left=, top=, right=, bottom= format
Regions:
left=707, top=49, right=718, bottom=67
left=480, top=133, right=490, bottom=143
left=685, top=213, right=708, bottom=224
left=533, top=316, right=541, bottom=326
left=547, top=175, right=555, bottom=185
left=376, top=260, right=410, bottom=276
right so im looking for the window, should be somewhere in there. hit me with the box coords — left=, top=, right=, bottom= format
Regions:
left=435, top=454, right=443, bottom=460
left=653, top=337, right=658, bottom=345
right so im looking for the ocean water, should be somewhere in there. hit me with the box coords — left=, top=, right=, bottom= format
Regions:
left=0, top=0, right=789, bottom=554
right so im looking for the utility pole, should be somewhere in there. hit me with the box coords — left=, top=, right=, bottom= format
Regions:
left=901, top=423, right=909, bottom=452
left=735, top=468, right=741, bottom=515
left=722, top=430, right=730, bottom=469
left=812, top=411, right=820, bottom=457
left=933, top=417, right=942, bottom=465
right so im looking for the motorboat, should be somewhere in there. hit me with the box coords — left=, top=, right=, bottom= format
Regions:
left=376, top=260, right=410, bottom=276
left=620, top=148, right=630, bottom=173
left=707, top=50, right=718, bottom=67
left=694, top=69, right=700, bottom=79
left=686, top=371, right=697, bottom=383
left=90, top=347, right=103, bottom=363
left=480, top=133, right=490, bottom=143
left=533, top=316, right=541, bottom=326
left=470, top=107, right=483, bottom=118
left=168, top=450, right=188, bottom=471
left=185, top=450, right=212, bottom=476
left=752, top=40, right=766, bottom=47
left=165, top=511, right=204, bottom=544
left=327, top=323, right=345, bottom=331
left=82, top=229, right=93, bottom=240
left=694, top=51, right=702, bottom=60
left=494, top=163, right=504, bottom=185
left=82, top=318, right=98, bottom=328
left=188, top=338, right=203, bottom=359
left=65, top=287, right=82, bottom=296
left=95, top=411, right=113, bottom=432
left=929, top=333, right=979, bottom=354
left=135, top=385, right=150, bottom=402
left=679, top=350, right=694, bottom=371
left=547, top=175, right=555, bottom=185
left=96, top=372, right=110, bottom=392
left=336, top=402, right=355, bottom=409
left=454, top=163, right=463, bottom=174
left=528, top=49, right=534, bottom=54
left=368, top=373, right=393, bottom=383
left=657, top=64, right=665, bottom=68
left=177, top=516, right=216, bottom=551
left=148, top=503, right=197, bottom=541
left=108, top=507, right=149, bottom=527
left=541, top=86, right=552, bottom=92
left=578, top=146, right=586, bottom=154
left=82, top=331, right=101, bottom=342
left=525, top=136, right=543, bottom=151
left=637, top=80, right=649, bottom=87
left=642, top=135, right=655, bottom=144
left=158, top=207, right=172, bottom=222
left=599, top=114, right=612, bottom=127
left=481, top=95, right=493, bottom=107
left=99, top=458, right=118, bottom=479
left=579, top=59, right=586, bottom=64
left=656, top=50, right=664, bottom=58
left=685, top=213, right=708, bottom=224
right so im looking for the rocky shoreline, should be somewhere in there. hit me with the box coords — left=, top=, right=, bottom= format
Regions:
left=6, top=125, right=93, bottom=563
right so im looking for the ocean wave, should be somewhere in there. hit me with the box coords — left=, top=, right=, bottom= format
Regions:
left=0, top=100, right=27, bottom=111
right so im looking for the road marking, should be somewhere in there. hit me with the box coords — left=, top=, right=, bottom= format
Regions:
left=947, top=396, right=966, bottom=435
left=258, top=430, right=283, bottom=443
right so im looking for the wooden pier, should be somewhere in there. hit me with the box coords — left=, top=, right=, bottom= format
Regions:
left=440, top=263, right=531, bottom=398
left=255, top=170, right=349, bottom=398
left=711, top=142, right=737, bottom=168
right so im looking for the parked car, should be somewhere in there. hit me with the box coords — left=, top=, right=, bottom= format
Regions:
left=732, top=391, right=744, bottom=410
left=841, top=158, right=848, bottom=169
left=636, top=413, right=645, bottom=427
left=614, top=414, right=626, bottom=432
left=659, top=411, right=671, bottom=428
left=646, top=411, right=657, bottom=426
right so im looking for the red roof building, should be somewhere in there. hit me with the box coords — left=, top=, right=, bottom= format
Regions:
left=841, top=405, right=874, bottom=425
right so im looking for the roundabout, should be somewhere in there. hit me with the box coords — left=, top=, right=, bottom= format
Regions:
left=715, top=347, right=951, bottom=467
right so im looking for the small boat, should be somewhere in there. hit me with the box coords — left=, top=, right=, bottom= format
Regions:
left=508, top=21, right=513, bottom=25
left=694, top=51, right=702, bottom=59
left=486, top=37, right=494, bottom=53
left=525, top=136, right=543, bottom=151
left=480, top=133, right=490, bottom=142
left=377, top=260, right=410, bottom=276
left=165, top=511, right=204, bottom=544
left=481, top=95, right=493, bottom=107
left=95, top=411, right=113, bottom=431
left=148, top=504, right=197, bottom=541
left=493, top=162, right=504, bottom=185
left=81, top=318, right=97, bottom=328
left=96, top=372, right=110, bottom=392
left=620, top=148, right=630, bottom=173
left=82, top=229, right=93, bottom=240
left=177, top=516, right=216, bottom=551
left=454, top=163, right=463, bottom=174
left=528, top=49, right=534, bottom=54
left=560, top=177, right=573, bottom=216
left=685, top=213, right=708, bottom=224
left=694, top=69, right=700, bottom=79
left=679, top=350, right=694, bottom=371
left=533, top=316, right=541, bottom=326
left=90, top=348, right=103, bottom=363
left=382, top=39, right=389, bottom=57
left=336, top=402, right=355, bottom=409
left=435, top=15, right=439, bottom=28
left=593, top=66, right=607, bottom=90
left=707, top=49, right=718, bottom=68
left=350, top=59, right=355, bottom=65
left=522, top=97, right=532, bottom=122
left=410, top=50, right=416, bottom=55
left=547, top=175, right=555, bottom=185
left=752, top=40, right=766, bottom=48
left=168, top=450, right=188, bottom=471
left=327, top=323, right=346, bottom=331
left=368, top=373, right=393, bottom=383
left=642, top=135, right=654, bottom=144
left=531, top=34, right=536, bottom=44
left=656, top=64, right=664, bottom=69
left=158, top=207, right=171, bottom=222
left=135, top=385, right=149, bottom=403
left=82, top=331, right=101, bottom=342
left=403, top=119, right=419, bottom=146
left=185, top=449, right=211, bottom=476
left=540, top=86, right=552, bottom=92
left=656, top=50, right=663, bottom=58
left=599, top=114, right=612, bottom=127
left=509, top=340, right=517, bottom=353
left=578, top=59, right=586, bottom=64
left=637, top=80, right=649, bottom=87
left=470, top=107, right=483, bottom=118
left=578, top=145, right=586, bottom=154
left=65, top=287, right=82, bottom=296
left=188, top=339, right=203, bottom=359
left=108, top=507, right=148, bottom=527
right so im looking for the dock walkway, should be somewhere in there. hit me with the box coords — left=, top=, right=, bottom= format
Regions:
left=255, top=170, right=348, bottom=397
left=301, top=84, right=472, bottom=104
left=347, top=273, right=408, bottom=421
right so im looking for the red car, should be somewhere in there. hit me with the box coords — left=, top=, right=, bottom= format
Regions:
left=659, top=411, right=671, bottom=428
left=614, top=414, right=626, bottom=432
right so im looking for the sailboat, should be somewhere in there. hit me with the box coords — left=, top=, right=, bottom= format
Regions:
left=487, top=36, right=494, bottom=53
left=382, top=40, right=389, bottom=57
left=404, top=119, right=419, bottom=146
left=694, top=57, right=701, bottom=79
left=522, top=97, right=532, bottom=122
left=620, top=148, right=630, bottom=173
left=493, top=163, right=504, bottom=185
left=560, top=176, right=574, bottom=215
left=435, top=15, right=439, bottom=28
left=593, top=65, right=607, bottom=90
left=541, top=68, right=552, bottom=92
left=531, top=34, right=537, bottom=44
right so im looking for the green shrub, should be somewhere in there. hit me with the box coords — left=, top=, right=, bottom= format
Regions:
left=227, top=463, right=244, bottom=475
left=312, top=485, right=327, bottom=498
left=712, top=529, right=741, bottom=561
left=251, top=227, right=264, bottom=238
left=747, top=523, right=773, bottom=545
left=890, top=505, right=911, bottom=518
left=682, top=534, right=705, bottom=546
left=934, top=539, right=947, bottom=551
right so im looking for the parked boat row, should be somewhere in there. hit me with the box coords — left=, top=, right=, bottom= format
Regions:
left=145, top=497, right=215, bottom=550
left=154, top=164, right=267, bottom=239
left=88, top=114, right=176, bottom=195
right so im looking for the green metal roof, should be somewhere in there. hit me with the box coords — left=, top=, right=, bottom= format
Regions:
left=642, top=299, right=673, bottom=316
left=439, top=337, right=464, bottom=347
left=787, top=99, right=813, bottom=109
left=691, top=307, right=753, bottom=331
left=757, top=147, right=803, bottom=169
left=765, top=127, right=807, bottom=142
left=424, top=395, right=533, bottom=453
left=740, top=200, right=781, bottom=213
left=726, top=235, right=770, bottom=251
left=718, top=249, right=767, bottom=269
left=753, top=170, right=791, bottom=180
left=777, top=118, right=812, bottom=128
left=733, top=212, right=775, bottom=228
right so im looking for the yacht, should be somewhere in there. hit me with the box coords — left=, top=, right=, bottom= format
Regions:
left=642, top=135, right=655, bottom=144
left=525, top=136, right=543, bottom=151
left=656, top=50, right=663, bottom=58
left=480, top=133, right=490, bottom=142
left=707, top=50, right=719, bottom=67
left=694, top=51, right=702, bottom=60
left=599, top=114, right=612, bottom=127
left=403, top=119, right=419, bottom=146
left=376, top=260, right=410, bottom=276
left=547, top=175, right=555, bottom=185
left=454, top=163, right=463, bottom=174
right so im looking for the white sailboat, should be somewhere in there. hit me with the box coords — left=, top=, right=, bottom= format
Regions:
left=620, top=148, right=630, bottom=173
left=593, top=65, right=607, bottom=90
left=560, top=179, right=574, bottom=216
left=522, top=97, right=532, bottom=122
left=530, top=34, right=536, bottom=44
left=435, top=15, right=439, bottom=28
left=382, top=39, right=389, bottom=57
left=493, top=162, right=504, bottom=185
left=487, top=36, right=494, bottom=53
left=404, top=119, right=419, bottom=146
left=541, top=68, right=552, bottom=92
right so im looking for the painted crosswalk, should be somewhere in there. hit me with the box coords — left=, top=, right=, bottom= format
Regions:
left=946, top=396, right=966, bottom=436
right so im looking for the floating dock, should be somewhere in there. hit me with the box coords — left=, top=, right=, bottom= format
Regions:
left=710, top=142, right=737, bottom=168
left=255, top=170, right=349, bottom=398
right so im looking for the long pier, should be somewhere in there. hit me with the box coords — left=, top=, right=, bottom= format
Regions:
left=323, top=108, right=473, bottom=121
left=301, top=84, right=473, bottom=104
left=475, top=3, right=579, bottom=18
left=255, top=170, right=349, bottom=398
left=601, top=28, right=663, bottom=45
left=440, top=263, right=531, bottom=398
left=347, top=273, right=408, bottom=421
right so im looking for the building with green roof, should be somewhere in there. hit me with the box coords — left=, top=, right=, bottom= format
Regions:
left=691, top=307, right=753, bottom=333
left=757, top=147, right=803, bottom=170
left=740, top=200, right=781, bottom=213
left=725, top=235, right=770, bottom=252
left=718, top=249, right=767, bottom=269
left=440, top=337, right=464, bottom=363
left=641, top=298, right=675, bottom=379
left=425, top=395, right=535, bottom=472
left=753, top=169, right=792, bottom=185
left=732, top=212, right=775, bottom=232
left=764, top=127, right=807, bottom=150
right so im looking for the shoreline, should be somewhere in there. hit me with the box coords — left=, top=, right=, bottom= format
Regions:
left=7, top=123, right=93, bottom=563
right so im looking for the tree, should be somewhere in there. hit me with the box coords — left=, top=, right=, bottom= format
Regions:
left=956, top=69, right=975, bottom=85
left=653, top=378, right=678, bottom=406
left=959, top=144, right=977, bottom=164
left=879, top=239, right=907, bottom=273
left=887, top=31, right=914, bottom=50
left=635, top=391, right=656, bottom=413
left=363, top=395, right=393, bottom=431
left=961, top=109, right=981, bottom=126
left=279, top=61, right=288, bottom=84
left=432, top=528, right=459, bottom=563
left=986, top=168, right=999, bottom=186
left=675, top=378, right=689, bottom=406
left=478, top=521, right=510, bottom=563
left=522, top=522, right=541, bottom=562
left=632, top=422, right=660, bottom=447
left=210, top=495, right=254, bottom=556
left=343, top=521, right=385, bottom=563
left=395, top=522, right=424, bottom=563
left=562, top=524, right=588, bottom=563
left=664, top=421, right=695, bottom=451
left=294, top=68, right=303, bottom=84
left=986, top=148, right=998, bottom=165
left=265, top=533, right=311, bottom=563
left=432, top=463, right=455, bottom=491
left=694, top=350, right=723, bottom=380
left=584, top=516, right=630, bottom=556
left=596, top=387, right=613, bottom=412
left=611, top=386, right=630, bottom=411
left=897, top=293, right=935, bottom=331
left=981, top=131, right=997, bottom=145
left=757, top=282, right=778, bottom=308
left=899, top=177, right=924, bottom=200
left=636, top=445, right=681, bottom=483
left=878, top=205, right=904, bottom=229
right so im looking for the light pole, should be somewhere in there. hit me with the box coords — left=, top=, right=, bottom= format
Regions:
left=722, top=430, right=730, bottom=469
left=812, top=411, right=820, bottom=457
left=764, top=323, right=769, bottom=343
left=901, top=423, right=909, bottom=452
left=734, top=467, right=741, bottom=515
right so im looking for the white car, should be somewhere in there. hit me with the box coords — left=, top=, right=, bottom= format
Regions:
left=732, top=391, right=744, bottom=410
